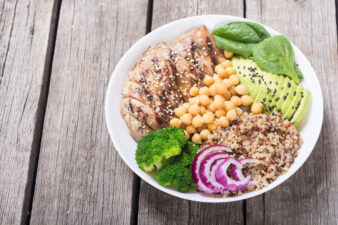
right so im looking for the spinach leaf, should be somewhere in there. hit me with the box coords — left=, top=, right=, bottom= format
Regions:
left=212, top=22, right=261, bottom=43
left=214, top=35, right=256, bottom=58
left=294, top=63, right=304, bottom=79
left=253, top=35, right=300, bottom=84
left=243, top=22, right=271, bottom=40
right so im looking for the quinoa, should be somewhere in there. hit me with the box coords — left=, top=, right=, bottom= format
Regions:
left=203, top=112, right=303, bottom=195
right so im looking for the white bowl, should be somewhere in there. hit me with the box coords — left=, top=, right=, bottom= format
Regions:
left=105, top=15, right=323, bottom=202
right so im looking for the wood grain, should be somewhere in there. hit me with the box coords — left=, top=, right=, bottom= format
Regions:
left=137, top=1, right=245, bottom=225
left=0, top=0, right=59, bottom=223
left=29, top=0, right=148, bottom=224
left=245, top=0, right=338, bottom=224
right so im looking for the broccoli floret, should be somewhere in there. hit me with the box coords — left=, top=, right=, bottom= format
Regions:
left=135, top=127, right=186, bottom=172
left=155, top=141, right=200, bottom=193
left=183, top=141, right=199, bottom=158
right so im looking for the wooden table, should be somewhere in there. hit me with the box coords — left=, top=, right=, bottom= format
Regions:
left=0, top=0, right=337, bottom=224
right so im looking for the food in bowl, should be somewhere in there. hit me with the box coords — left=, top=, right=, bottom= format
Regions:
left=119, top=21, right=310, bottom=197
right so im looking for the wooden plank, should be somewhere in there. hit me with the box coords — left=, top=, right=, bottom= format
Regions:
left=0, top=0, right=59, bottom=224
left=245, top=0, right=338, bottom=224
left=29, top=0, right=148, bottom=224
left=137, top=1, right=245, bottom=225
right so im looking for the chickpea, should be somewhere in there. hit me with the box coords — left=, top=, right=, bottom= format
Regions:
left=189, top=86, right=199, bottom=96
left=224, top=101, right=235, bottom=111
left=180, top=113, right=192, bottom=125
left=229, top=86, right=237, bottom=96
left=230, top=96, right=242, bottom=107
left=208, top=103, right=217, bottom=112
left=192, top=133, right=202, bottom=144
left=224, top=90, right=231, bottom=100
left=182, top=103, right=190, bottom=111
left=192, top=115, right=203, bottom=128
left=215, top=64, right=227, bottom=78
left=251, top=102, right=263, bottom=114
left=226, top=109, right=237, bottom=121
left=225, top=67, right=236, bottom=76
left=199, top=87, right=210, bottom=96
left=184, top=130, right=190, bottom=139
left=217, top=116, right=229, bottom=127
left=235, top=107, right=243, bottom=115
left=186, top=125, right=196, bottom=134
left=224, top=50, right=234, bottom=59
left=203, top=75, right=215, bottom=87
left=200, top=106, right=207, bottom=115
left=200, top=129, right=210, bottom=140
left=215, top=108, right=226, bottom=118
left=214, top=95, right=225, bottom=101
left=241, top=95, right=253, bottom=106
left=213, top=98, right=224, bottom=109
left=235, top=84, right=248, bottom=96
left=215, top=82, right=228, bottom=96
left=229, top=75, right=240, bottom=85
left=188, top=103, right=200, bottom=116
left=207, top=122, right=217, bottom=131
left=174, top=106, right=186, bottom=117
left=197, top=124, right=208, bottom=132
left=169, top=118, right=182, bottom=128
left=221, top=60, right=232, bottom=68
left=223, top=79, right=232, bottom=89
left=209, top=84, right=218, bottom=96
left=199, top=94, right=210, bottom=106
left=189, top=96, right=199, bottom=105
left=202, top=112, right=215, bottom=124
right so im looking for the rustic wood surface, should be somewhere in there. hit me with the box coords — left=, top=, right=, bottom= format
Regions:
left=0, top=0, right=337, bottom=224
left=0, top=0, right=59, bottom=224
left=29, top=0, right=148, bottom=224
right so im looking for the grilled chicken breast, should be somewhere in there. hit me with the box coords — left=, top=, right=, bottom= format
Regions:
left=120, top=27, right=225, bottom=141
left=170, top=26, right=226, bottom=82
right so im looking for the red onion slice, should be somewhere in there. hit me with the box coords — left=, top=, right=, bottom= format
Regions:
left=192, top=145, right=232, bottom=193
left=241, top=158, right=259, bottom=186
left=199, top=153, right=230, bottom=194
left=215, top=158, right=251, bottom=192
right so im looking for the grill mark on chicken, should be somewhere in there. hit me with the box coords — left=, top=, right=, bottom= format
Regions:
left=129, top=99, right=134, bottom=113
left=206, top=36, right=217, bottom=65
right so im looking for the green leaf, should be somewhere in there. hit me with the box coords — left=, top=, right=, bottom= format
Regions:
left=214, top=35, right=256, bottom=58
left=253, top=35, right=300, bottom=84
left=294, top=63, right=304, bottom=79
left=212, top=22, right=261, bottom=43
left=243, top=22, right=271, bottom=40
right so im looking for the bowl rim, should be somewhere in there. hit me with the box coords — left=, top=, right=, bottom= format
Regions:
left=105, top=14, right=323, bottom=203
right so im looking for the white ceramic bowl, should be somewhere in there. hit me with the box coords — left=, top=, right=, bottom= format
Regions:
left=105, top=15, right=323, bottom=202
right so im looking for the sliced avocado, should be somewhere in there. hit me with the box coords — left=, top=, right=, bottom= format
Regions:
left=274, top=76, right=293, bottom=113
left=266, top=75, right=285, bottom=112
left=261, top=73, right=280, bottom=113
left=232, top=57, right=260, bottom=99
left=281, top=79, right=297, bottom=115
left=291, top=89, right=311, bottom=126
left=284, top=85, right=304, bottom=120
left=253, top=85, right=270, bottom=108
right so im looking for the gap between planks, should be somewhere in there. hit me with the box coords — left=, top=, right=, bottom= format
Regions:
left=25, top=0, right=63, bottom=224
left=130, top=0, right=154, bottom=225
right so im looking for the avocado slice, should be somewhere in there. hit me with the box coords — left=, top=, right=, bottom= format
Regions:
left=284, top=85, right=304, bottom=120
left=232, top=57, right=260, bottom=99
left=281, top=79, right=297, bottom=115
left=261, top=73, right=280, bottom=113
left=291, top=88, right=311, bottom=126
left=266, top=75, right=285, bottom=112
left=253, top=85, right=270, bottom=108
left=274, top=76, right=293, bottom=113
